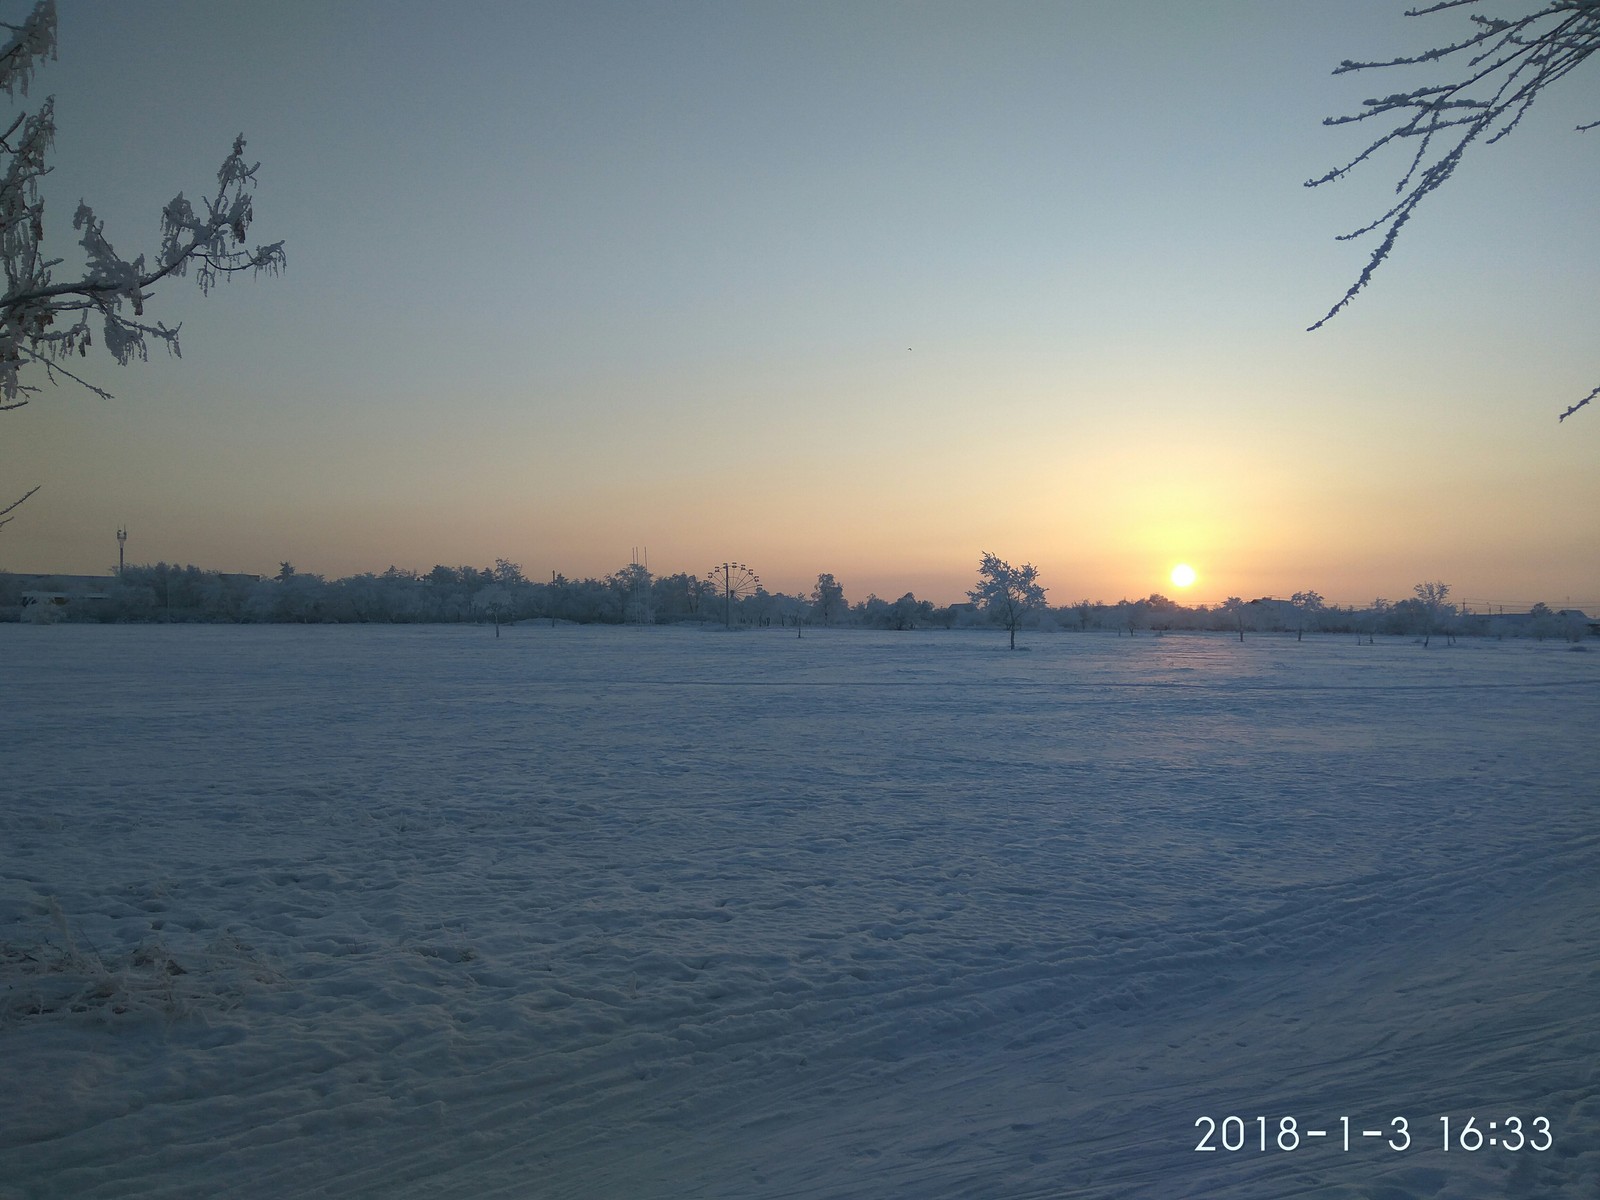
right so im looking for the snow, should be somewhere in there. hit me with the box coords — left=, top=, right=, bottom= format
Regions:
left=3, top=624, right=1597, bottom=1198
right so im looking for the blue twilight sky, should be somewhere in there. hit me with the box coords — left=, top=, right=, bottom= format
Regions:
left=3, top=0, right=1597, bottom=609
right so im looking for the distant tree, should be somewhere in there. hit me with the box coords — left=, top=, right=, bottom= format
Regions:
left=568, top=575, right=620, bottom=624
left=648, top=571, right=701, bottom=623
left=746, top=585, right=776, bottom=628
left=1412, top=579, right=1455, bottom=646
left=1362, top=596, right=1392, bottom=644
left=273, top=568, right=326, bottom=623
left=329, top=572, right=381, bottom=622
left=1221, top=595, right=1250, bottom=642
left=611, top=560, right=654, bottom=625
left=890, top=592, right=932, bottom=631
left=1138, top=592, right=1179, bottom=631
left=102, top=574, right=156, bottom=621
left=853, top=593, right=887, bottom=627
left=777, top=591, right=810, bottom=635
left=685, top=574, right=716, bottom=622
left=371, top=566, right=426, bottom=622
left=473, top=583, right=513, bottom=636
left=810, top=573, right=845, bottom=625
left=1290, top=589, right=1326, bottom=641
left=0, top=1, right=283, bottom=524
left=1114, top=598, right=1140, bottom=637
left=1528, top=599, right=1560, bottom=639
left=968, top=552, right=1047, bottom=650
left=1308, top=0, right=1599, bottom=420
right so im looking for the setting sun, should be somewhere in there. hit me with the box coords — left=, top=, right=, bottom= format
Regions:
left=1170, top=563, right=1198, bottom=589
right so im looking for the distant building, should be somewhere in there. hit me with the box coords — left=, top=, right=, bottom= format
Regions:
left=1480, top=609, right=1596, bottom=639
left=14, top=574, right=112, bottom=617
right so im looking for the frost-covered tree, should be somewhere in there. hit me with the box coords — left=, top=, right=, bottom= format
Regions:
left=0, top=0, right=283, bottom=519
left=0, top=479, right=33, bottom=529
left=777, top=590, right=810, bottom=635
left=611, top=560, right=654, bottom=625
left=856, top=591, right=934, bottom=631
left=1221, top=595, right=1250, bottom=642
left=810, top=573, right=845, bottom=625
left=893, top=592, right=934, bottom=631
left=1290, top=589, right=1326, bottom=641
left=648, top=571, right=705, bottom=623
left=1137, top=593, right=1179, bottom=632
left=271, top=567, right=325, bottom=623
left=1523, top=599, right=1588, bottom=642
left=1412, top=579, right=1455, bottom=646
left=968, top=552, right=1047, bottom=650
left=473, top=583, right=514, bottom=636
left=1308, top=0, right=1599, bottom=420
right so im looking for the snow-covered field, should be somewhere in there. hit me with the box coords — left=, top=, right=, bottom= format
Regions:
left=3, top=623, right=1597, bottom=1199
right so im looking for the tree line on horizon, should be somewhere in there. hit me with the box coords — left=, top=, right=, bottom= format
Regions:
left=4, top=558, right=1591, bottom=643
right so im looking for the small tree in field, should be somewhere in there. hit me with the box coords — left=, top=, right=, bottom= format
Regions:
left=968, top=552, right=1047, bottom=650
left=1221, top=595, right=1250, bottom=642
left=1413, top=579, right=1454, bottom=646
left=0, top=0, right=284, bottom=522
left=1290, top=590, right=1326, bottom=642
left=1308, top=0, right=1600, bottom=421
left=780, top=592, right=810, bottom=636
left=473, top=583, right=513, bottom=636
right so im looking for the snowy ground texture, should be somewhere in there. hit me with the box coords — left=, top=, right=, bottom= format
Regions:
left=2, top=624, right=1597, bottom=1199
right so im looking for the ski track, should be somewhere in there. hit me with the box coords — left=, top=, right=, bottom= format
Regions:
left=1, top=625, right=1596, bottom=1198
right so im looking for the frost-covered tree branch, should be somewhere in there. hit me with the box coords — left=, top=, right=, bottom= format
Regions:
left=0, top=0, right=283, bottom=527
left=0, top=477, right=35, bottom=528
left=1307, top=0, right=1600, bottom=420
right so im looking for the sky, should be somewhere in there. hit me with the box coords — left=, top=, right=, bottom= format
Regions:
left=2, top=0, right=1597, bottom=610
